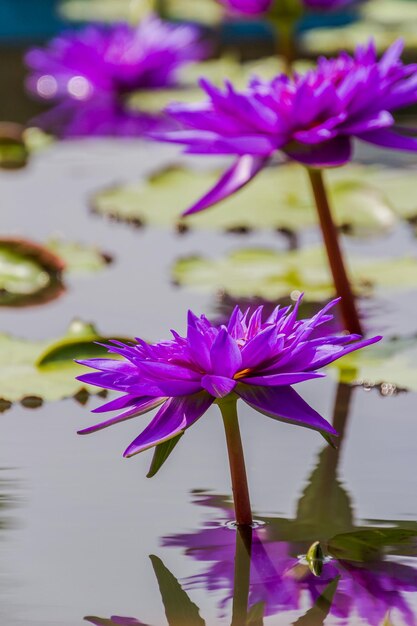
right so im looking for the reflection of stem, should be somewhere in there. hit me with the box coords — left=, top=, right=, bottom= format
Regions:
left=231, top=526, right=253, bottom=626
left=154, top=0, right=168, bottom=18
left=219, top=397, right=253, bottom=527
left=319, top=380, right=354, bottom=487
left=307, top=168, right=363, bottom=335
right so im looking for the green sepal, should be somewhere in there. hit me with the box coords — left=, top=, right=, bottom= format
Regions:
left=147, top=433, right=184, bottom=478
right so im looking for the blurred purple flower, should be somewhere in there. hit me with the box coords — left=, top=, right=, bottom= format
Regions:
left=76, top=296, right=380, bottom=458
left=219, top=0, right=273, bottom=14
left=220, top=0, right=353, bottom=14
left=25, top=15, right=206, bottom=137
left=154, top=39, right=417, bottom=215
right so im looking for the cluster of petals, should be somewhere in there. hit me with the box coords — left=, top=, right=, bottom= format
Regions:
left=156, top=39, right=417, bottom=215
left=25, top=15, right=206, bottom=136
left=77, top=297, right=380, bottom=458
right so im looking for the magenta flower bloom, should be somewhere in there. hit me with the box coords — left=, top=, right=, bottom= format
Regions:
left=77, top=297, right=380, bottom=459
left=155, top=39, right=417, bottom=215
left=220, top=0, right=273, bottom=14
left=25, top=15, right=206, bottom=137
left=220, top=0, right=352, bottom=15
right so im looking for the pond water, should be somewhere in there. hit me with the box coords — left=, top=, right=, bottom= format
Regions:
left=1, top=139, right=417, bottom=625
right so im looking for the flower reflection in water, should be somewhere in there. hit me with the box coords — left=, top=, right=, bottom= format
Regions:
left=84, top=380, right=417, bottom=626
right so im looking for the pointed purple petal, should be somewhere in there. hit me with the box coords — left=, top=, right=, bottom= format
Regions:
left=201, top=374, right=236, bottom=398
left=78, top=397, right=165, bottom=435
left=309, top=335, right=382, bottom=370
left=358, top=128, right=417, bottom=151
left=236, top=384, right=337, bottom=436
left=240, top=372, right=325, bottom=386
left=123, top=392, right=213, bottom=457
left=183, top=155, right=268, bottom=216
left=210, top=328, right=242, bottom=377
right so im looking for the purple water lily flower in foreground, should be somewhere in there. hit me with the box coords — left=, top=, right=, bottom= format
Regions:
left=25, top=15, right=206, bottom=137
left=77, top=297, right=378, bottom=456
left=77, top=297, right=380, bottom=524
left=155, top=39, right=417, bottom=216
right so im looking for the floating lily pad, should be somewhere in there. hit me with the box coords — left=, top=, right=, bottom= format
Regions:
left=92, top=163, right=396, bottom=236
left=0, top=238, right=110, bottom=308
left=0, top=320, right=125, bottom=405
left=59, top=0, right=222, bottom=24
left=0, top=123, right=29, bottom=170
left=172, top=246, right=417, bottom=303
left=128, top=57, right=311, bottom=115
left=302, top=22, right=417, bottom=56
left=362, top=0, right=417, bottom=27
left=335, top=335, right=417, bottom=393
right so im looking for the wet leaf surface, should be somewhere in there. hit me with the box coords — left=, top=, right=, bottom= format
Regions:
left=92, top=163, right=397, bottom=236
left=0, top=238, right=110, bottom=307
left=0, top=320, right=125, bottom=404
left=172, top=246, right=417, bottom=302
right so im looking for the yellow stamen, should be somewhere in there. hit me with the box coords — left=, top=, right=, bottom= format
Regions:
left=234, top=368, right=252, bottom=380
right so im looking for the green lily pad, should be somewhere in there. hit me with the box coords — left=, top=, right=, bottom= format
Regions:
left=335, top=336, right=417, bottom=392
left=92, top=163, right=396, bottom=236
left=0, top=238, right=110, bottom=308
left=0, top=320, right=124, bottom=404
left=172, top=246, right=417, bottom=303
left=128, top=57, right=311, bottom=115
left=59, top=0, right=222, bottom=24
left=362, top=0, right=417, bottom=27
left=302, top=22, right=417, bottom=55
left=0, top=123, right=29, bottom=170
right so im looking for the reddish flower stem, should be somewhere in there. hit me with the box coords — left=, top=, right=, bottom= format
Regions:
left=219, top=397, right=253, bottom=527
left=307, top=168, right=363, bottom=335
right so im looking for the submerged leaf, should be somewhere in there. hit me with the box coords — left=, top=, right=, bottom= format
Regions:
left=92, top=163, right=396, bottom=236
left=292, top=577, right=340, bottom=626
left=150, top=555, right=205, bottom=626
left=328, top=528, right=417, bottom=563
left=0, top=321, right=125, bottom=403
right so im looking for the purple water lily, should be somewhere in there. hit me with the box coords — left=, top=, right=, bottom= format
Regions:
left=77, top=296, right=379, bottom=459
left=25, top=15, right=206, bottom=137
left=154, top=39, right=417, bottom=216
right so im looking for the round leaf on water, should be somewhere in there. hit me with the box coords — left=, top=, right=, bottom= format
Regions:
left=0, top=322, right=126, bottom=403
left=172, top=246, right=417, bottom=304
left=0, top=123, right=28, bottom=170
left=92, top=163, right=396, bottom=236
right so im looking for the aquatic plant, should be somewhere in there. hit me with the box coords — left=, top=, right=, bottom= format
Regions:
left=25, top=15, right=207, bottom=137
left=154, top=39, right=417, bottom=333
left=77, top=297, right=380, bottom=525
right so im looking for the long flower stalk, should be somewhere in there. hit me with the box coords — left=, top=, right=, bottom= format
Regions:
left=307, top=168, right=363, bottom=335
left=219, top=396, right=253, bottom=527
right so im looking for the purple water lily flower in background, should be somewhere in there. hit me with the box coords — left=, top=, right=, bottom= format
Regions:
left=220, top=0, right=273, bottom=15
left=25, top=15, right=207, bottom=137
left=220, top=0, right=355, bottom=15
left=155, top=39, right=417, bottom=216
left=77, top=296, right=379, bottom=458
